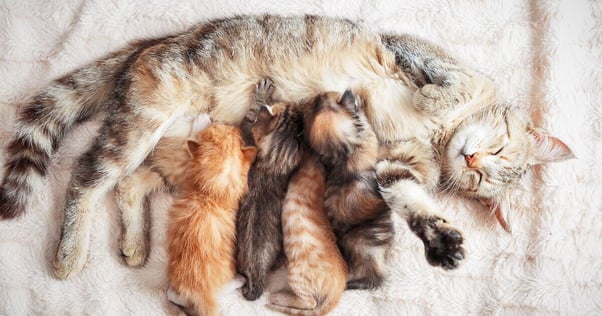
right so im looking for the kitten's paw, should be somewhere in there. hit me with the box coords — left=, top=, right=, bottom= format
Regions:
left=120, top=236, right=149, bottom=267
left=254, top=78, right=275, bottom=105
left=220, top=275, right=247, bottom=294
left=409, top=215, right=465, bottom=270
left=53, top=238, right=88, bottom=279
left=167, top=287, right=190, bottom=307
left=231, top=274, right=247, bottom=289
left=241, top=281, right=264, bottom=301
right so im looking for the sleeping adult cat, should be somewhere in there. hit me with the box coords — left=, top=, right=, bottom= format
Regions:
left=0, top=15, right=573, bottom=279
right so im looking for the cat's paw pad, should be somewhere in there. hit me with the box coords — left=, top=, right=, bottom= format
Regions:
left=254, top=78, right=275, bottom=105
left=120, top=237, right=149, bottom=267
left=409, top=215, right=465, bottom=270
left=53, top=241, right=88, bottom=279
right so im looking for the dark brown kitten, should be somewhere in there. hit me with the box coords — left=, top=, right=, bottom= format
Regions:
left=304, top=90, right=395, bottom=290
left=236, top=79, right=304, bottom=301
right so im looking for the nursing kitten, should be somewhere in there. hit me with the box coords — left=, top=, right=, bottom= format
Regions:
left=236, top=79, right=304, bottom=301
left=0, top=15, right=573, bottom=279
left=304, top=89, right=396, bottom=289
left=116, top=113, right=211, bottom=267
left=267, top=152, right=347, bottom=316
left=167, top=124, right=256, bottom=316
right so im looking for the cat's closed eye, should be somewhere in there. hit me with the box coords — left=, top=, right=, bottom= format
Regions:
left=491, top=146, right=504, bottom=155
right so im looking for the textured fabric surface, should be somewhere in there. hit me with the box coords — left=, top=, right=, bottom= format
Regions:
left=0, top=0, right=600, bottom=315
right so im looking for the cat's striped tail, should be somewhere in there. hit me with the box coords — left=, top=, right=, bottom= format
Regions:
left=0, top=44, right=142, bottom=219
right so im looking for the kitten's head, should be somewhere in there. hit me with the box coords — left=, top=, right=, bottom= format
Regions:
left=186, top=124, right=256, bottom=197
left=304, top=90, right=362, bottom=164
left=442, top=103, right=574, bottom=203
left=241, top=101, right=289, bottom=146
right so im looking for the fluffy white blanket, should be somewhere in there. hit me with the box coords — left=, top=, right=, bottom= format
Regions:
left=0, top=0, right=600, bottom=315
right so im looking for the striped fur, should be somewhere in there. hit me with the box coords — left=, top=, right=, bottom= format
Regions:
left=0, top=14, right=573, bottom=279
left=304, top=90, right=394, bottom=289
left=267, top=153, right=347, bottom=316
left=116, top=113, right=212, bottom=267
left=235, top=79, right=305, bottom=301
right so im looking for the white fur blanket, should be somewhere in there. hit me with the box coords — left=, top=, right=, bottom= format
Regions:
left=0, top=0, right=600, bottom=315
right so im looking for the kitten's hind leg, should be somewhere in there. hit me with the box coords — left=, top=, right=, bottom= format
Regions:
left=116, top=167, right=164, bottom=267
left=53, top=102, right=180, bottom=279
left=338, top=212, right=394, bottom=290
left=267, top=291, right=317, bottom=312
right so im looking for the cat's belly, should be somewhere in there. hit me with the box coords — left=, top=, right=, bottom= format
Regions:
left=205, top=55, right=429, bottom=143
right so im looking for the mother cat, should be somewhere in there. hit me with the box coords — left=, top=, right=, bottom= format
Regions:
left=0, top=15, right=572, bottom=279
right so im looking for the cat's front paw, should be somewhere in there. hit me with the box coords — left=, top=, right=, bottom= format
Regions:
left=120, top=235, right=149, bottom=267
left=409, top=215, right=465, bottom=270
left=53, top=237, right=88, bottom=279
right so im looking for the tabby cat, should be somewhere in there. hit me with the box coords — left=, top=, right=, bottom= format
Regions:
left=167, top=123, right=256, bottom=316
left=0, top=15, right=573, bottom=279
left=267, top=152, right=347, bottom=316
left=235, top=79, right=305, bottom=301
left=304, top=89, right=396, bottom=289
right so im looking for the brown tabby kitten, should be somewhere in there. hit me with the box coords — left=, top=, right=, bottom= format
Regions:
left=267, top=152, right=347, bottom=316
left=0, top=15, right=573, bottom=279
left=167, top=123, right=256, bottom=316
left=236, top=79, right=305, bottom=301
left=304, top=89, right=397, bottom=290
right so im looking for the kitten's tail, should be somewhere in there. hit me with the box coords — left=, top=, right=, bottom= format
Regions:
left=0, top=41, right=151, bottom=219
left=266, top=295, right=340, bottom=316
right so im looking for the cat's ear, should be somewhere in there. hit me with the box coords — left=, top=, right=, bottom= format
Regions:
left=186, top=139, right=200, bottom=157
left=241, top=146, right=257, bottom=162
left=528, top=127, right=575, bottom=164
left=339, top=90, right=357, bottom=112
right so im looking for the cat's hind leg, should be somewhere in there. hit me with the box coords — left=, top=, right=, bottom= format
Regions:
left=53, top=98, right=183, bottom=279
left=116, top=167, right=164, bottom=267
left=381, top=34, right=495, bottom=117
left=267, top=291, right=317, bottom=313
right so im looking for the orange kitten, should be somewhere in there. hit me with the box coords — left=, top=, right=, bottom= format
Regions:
left=167, top=124, right=256, bottom=316
left=267, top=153, right=347, bottom=316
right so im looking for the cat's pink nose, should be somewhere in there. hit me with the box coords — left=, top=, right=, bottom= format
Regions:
left=464, top=153, right=476, bottom=167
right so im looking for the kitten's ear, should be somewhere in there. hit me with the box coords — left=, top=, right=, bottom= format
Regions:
left=528, top=127, right=575, bottom=164
left=339, top=90, right=357, bottom=112
left=241, top=146, right=257, bottom=162
left=186, top=139, right=200, bottom=157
